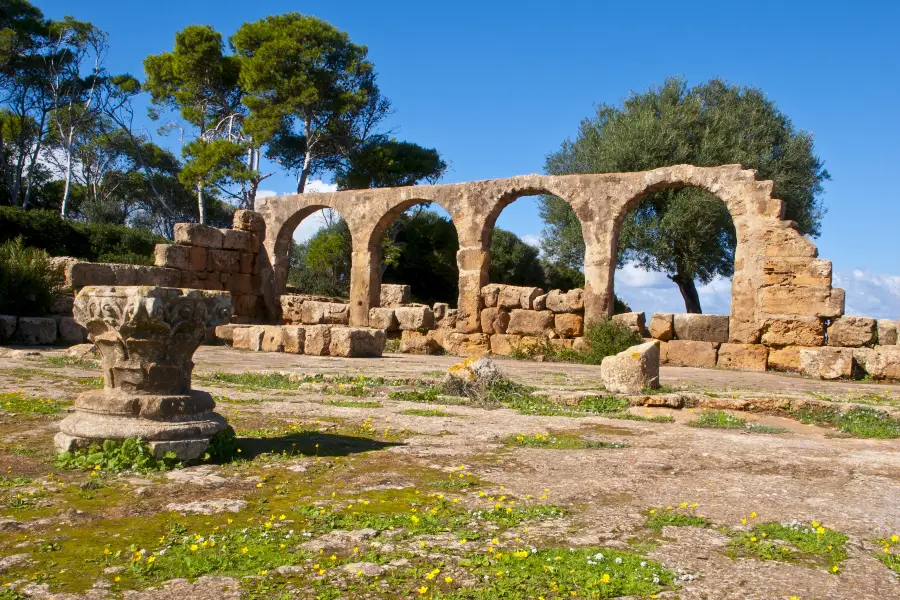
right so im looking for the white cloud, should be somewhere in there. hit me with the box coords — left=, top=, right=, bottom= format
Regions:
left=614, top=263, right=732, bottom=316
left=521, top=234, right=541, bottom=248
left=305, top=180, right=338, bottom=194
left=834, top=269, right=900, bottom=320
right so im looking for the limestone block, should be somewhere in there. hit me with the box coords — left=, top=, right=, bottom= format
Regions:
left=304, top=325, right=332, bottom=356
left=214, top=324, right=243, bottom=344
left=648, top=313, right=674, bottom=341
left=329, top=327, right=385, bottom=358
left=554, top=313, right=584, bottom=338
left=546, top=289, right=584, bottom=313
left=380, top=284, right=410, bottom=307
left=50, top=256, right=79, bottom=287
left=399, top=331, right=442, bottom=355
left=233, top=209, right=265, bottom=233
left=799, top=347, right=854, bottom=380
left=16, top=317, right=57, bottom=345
left=498, top=286, right=524, bottom=309
left=0, top=315, right=16, bottom=342
left=600, top=341, right=660, bottom=394
left=760, top=317, right=825, bottom=347
left=548, top=338, right=574, bottom=352
left=234, top=294, right=261, bottom=318
left=395, top=306, right=435, bottom=331
left=481, top=284, right=502, bottom=308
left=533, top=294, right=548, bottom=311
left=763, top=258, right=832, bottom=287
left=368, top=307, right=399, bottom=331
left=68, top=262, right=116, bottom=287
left=261, top=326, right=285, bottom=352
left=572, top=337, right=589, bottom=353
left=281, top=326, right=305, bottom=354
left=432, top=302, right=449, bottom=321
left=761, top=286, right=844, bottom=318
left=827, top=316, right=876, bottom=348
left=519, top=287, right=544, bottom=310
left=222, top=229, right=258, bottom=252
left=207, top=249, right=240, bottom=274
left=767, top=346, right=820, bottom=372
left=190, top=246, right=208, bottom=271
left=673, top=314, right=729, bottom=343
left=154, top=244, right=191, bottom=270
left=612, top=312, right=649, bottom=337
left=280, top=295, right=304, bottom=324
left=877, top=319, right=898, bottom=345
left=138, top=266, right=181, bottom=287
left=444, top=332, right=490, bottom=356
left=852, top=347, right=876, bottom=374
left=57, top=316, right=86, bottom=344
left=239, top=252, right=255, bottom=275
left=480, top=307, right=509, bottom=335
left=507, top=309, right=554, bottom=336
left=225, top=273, right=251, bottom=296
left=301, top=301, right=350, bottom=325
left=174, top=223, right=223, bottom=248
left=865, top=346, right=900, bottom=380
left=489, top=334, right=521, bottom=356
left=661, top=340, right=717, bottom=368
left=50, top=294, right=74, bottom=315
left=232, top=326, right=264, bottom=351
left=438, top=308, right=458, bottom=330
left=716, top=343, right=768, bottom=372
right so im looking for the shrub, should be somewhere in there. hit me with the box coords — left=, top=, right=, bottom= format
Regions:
left=0, top=237, right=66, bottom=315
left=571, top=318, right=643, bottom=365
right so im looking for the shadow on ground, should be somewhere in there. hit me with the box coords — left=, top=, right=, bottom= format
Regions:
left=237, top=432, right=404, bottom=459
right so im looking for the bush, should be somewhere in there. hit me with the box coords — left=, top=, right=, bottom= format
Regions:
left=573, top=318, right=643, bottom=365
left=0, top=237, right=66, bottom=315
left=0, top=206, right=164, bottom=261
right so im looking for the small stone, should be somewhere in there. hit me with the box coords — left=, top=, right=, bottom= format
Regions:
left=341, top=562, right=386, bottom=577
left=600, top=341, right=660, bottom=394
left=166, top=499, right=248, bottom=515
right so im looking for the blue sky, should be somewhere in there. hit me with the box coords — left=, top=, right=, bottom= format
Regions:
left=37, top=0, right=900, bottom=318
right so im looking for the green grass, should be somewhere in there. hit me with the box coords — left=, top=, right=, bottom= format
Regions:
left=727, top=521, right=848, bottom=572
left=502, top=432, right=626, bottom=450
left=644, top=506, right=711, bottom=529
left=687, top=410, right=788, bottom=434
left=55, top=438, right=181, bottom=473
left=606, top=412, right=675, bottom=423
left=0, top=391, right=68, bottom=415
left=205, top=371, right=412, bottom=390
left=471, top=504, right=566, bottom=527
left=0, top=475, right=32, bottom=488
left=322, top=399, right=382, bottom=409
left=45, top=356, right=99, bottom=369
left=791, top=406, right=900, bottom=439
left=874, top=536, right=900, bottom=575
left=400, top=408, right=454, bottom=417
left=214, top=395, right=264, bottom=405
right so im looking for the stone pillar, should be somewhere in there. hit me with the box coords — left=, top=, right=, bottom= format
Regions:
left=55, top=286, right=233, bottom=460
left=583, top=240, right=614, bottom=324
left=456, top=242, right=489, bottom=334
left=349, top=249, right=379, bottom=327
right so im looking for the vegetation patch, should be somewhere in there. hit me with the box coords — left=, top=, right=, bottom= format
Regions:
left=607, top=412, right=675, bottom=423
left=727, top=521, right=848, bottom=572
left=0, top=391, right=68, bottom=415
left=791, top=406, right=900, bottom=439
left=688, top=410, right=788, bottom=434
left=206, top=372, right=413, bottom=391
left=502, top=432, right=626, bottom=450
left=45, top=356, right=99, bottom=370
left=55, top=438, right=181, bottom=473
left=645, top=504, right=710, bottom=529
left=875, top=534, right=900, bottom=575
left=400, top=408, right=454, bottom=417
left=323, top=399, right=382, bottom=409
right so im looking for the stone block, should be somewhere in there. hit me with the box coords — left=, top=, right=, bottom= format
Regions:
left=213, top=324, right=242, bottom=344
left=763, top=258, right=832, bottom=287
left=227, top=273, right=252, bottom=296
left=661, top=340, right=717, bottom=368
left=380, top=284, right=410, bottom=307
left=648, top=313, right=674, bottom=341
left=481, top=284, right=502, bottom=308
left=673, top=314, right=729, bottom=343
left=0, top=315, right=16, bottom=342
left=877, top=319, right=898, bottom=346
left=519, top=287, right=543, bottom=310
left=767, top=346, right=820, bottom=372
left=444, top=332, right=490, bottom=356
left=50, top=294, right=74, bottom=315
left=480, top=307, right=509, bottom=335
left=57, top=316, right=86, bottom=344
left=548, top=338, right=574, bottom=352
left=206, top=249, right=240, bottom=274
left=368, top=307, right=398, bottom=331
left=233, top=294, right=260, bottom=318
left=799, top=347, right=854, bottom=380
left=601, top=341, right=660, bottom=394
left=304, top=325, right=332, bottom=356
left=761, top=286, right=844, bottom=318
left=532, top=294, right=547, bottom=311
left=827, top=316, right=876, bottom=348
left=760, top=317, right=825, bottom=347
left=239, top=252, right=255, bottom=275
left=716, top=343, right=768, bottom=372
left=281, top=326, right=305, bottom=354
left=16, top=317, right=57, bottom=345
left=865, top=346, right=900, bottom=380
left=190, top=246, right=208, bottom=271
left=222, top=229, right=258, bottom=252
left=433, top=302, right=449, bottom=321
left=507, top=309, right=554, bottom=336
left=399, top=331, right=442, bottom=355
left=329, top=327, right=385, bottom=358
left=233, top=209, right=265, bottom=233
left=612, top=312, right=649, bottom=337
left=498, top=286, right=524, bottom=309
left=279, top=295, right=304, bottom=324
left=554, top=313, right=584, bottom=338
left=68, top=262, right=116, bottom=287
left=301, top=301, right=350, bottom=325
left=174, top=223, right=223, bottom=248
left=489, top=334, right=521, bottom=356
left=260, top=326, right=285, bottom=352
left=395, top=306, right=434, bottom=331
left=154, top=244, right=191, bottom=270
left=438, top=308, right=458, bottom=330
left=546, top=289, right=584, bottom=313
left=232, top=326, right=264, bottom=351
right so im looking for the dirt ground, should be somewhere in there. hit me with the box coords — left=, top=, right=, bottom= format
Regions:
left=1, top=346, right=898, bottom=600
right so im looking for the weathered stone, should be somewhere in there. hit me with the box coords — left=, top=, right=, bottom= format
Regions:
left=239, top=252, right=255, bottom=274
left=368, top=307, right=398, bottom=331
left=760, top=317, right=825, bottom=347
left=16, top=317, right=57, bottom=345
left=480, top=307, right=509, bottom=335
left=395, top=306, right=435, bottom=331
left=399, top=331, right=441, bottom=355
left=673, top=314, right=729, bottom=343
left=443, top=333, right=490, bottom=356
left=439, top=308, right=458, bottom=330
left=545, top=289, right=584, bottom=313
left=877, top=319, right=898, bottom=346
left=222, top=229, right=258, bottom=252
left=763, top=258, right=832, bottom=287
left=233, top=209, right=265, bottom=233
left=213, top=324, right=241, bottom=344
left=548, top=338, right=574, bottom=352
left=303, top=325, right=332, bottom=356
left=328, top=327, right=385, bottom=357
left=57, top=316, right=86, bottom=344
left=50, top=294, right=74, bottom=315
left=380, top=284, right=410, bottom=307
left=206, top=249, right=240, bottom=274
left=67, top=261, right=115, bottom=287
left=761, top=286, right=844, bottom=318
left=154, top=244, right=191, bottom=270
left=66, top=343, right=97, bottom=359
left=648, top=313, right=674, bottom=341
left=0, top=315, right=17, bottom=342
left=480, top=284, right=502, bottom=308
left=232, top=326, right=264, bottom=351
left=661, top=340, right=717, bottom=368
left=716, top=343, right=768, bottom=372
left=433, top=302, right=449, bottom=321
left=554, top=313, right=584, bottom=338
left=827, top=316, right=877, bottom=348
left=233, top=294, right=262, bottom=318
left=507, top=309, right=554, bottom=336
left=167, top=499, right=247, bottom=515
left=174, top=223, right=223, bottom=248
left=56, top=286, right=232, bottom=461
left=865, top=346, right=900, bottom=380
left=281, top=326, right=305, bottom=354
left=600, top=341, right=660, bottom=394
left=767, top=346, right=820, bottom=372
left=799, top=347, right=854, bottom=380
left=260, top=326, right=285, bottom=352
left=489, top=333, right=521, bottom=356
left=341, top=562, right=387, bottom=577
left=519, top=287, right=543, bottom=310
left=301, top=301, right=350, bottom=325
left=532, top=294, right=547, bottom=311
left=612, top=312, right=648, bottom=337
left=498, top=286, right=524, bottom=309
left=190, top=246, right=208, bottom=271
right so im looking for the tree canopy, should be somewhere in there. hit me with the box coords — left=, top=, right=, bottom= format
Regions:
left=543, top=77, right=830, bottom=313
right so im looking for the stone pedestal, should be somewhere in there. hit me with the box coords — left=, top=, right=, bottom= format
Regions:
left=54, top=286, right=232, bottom=460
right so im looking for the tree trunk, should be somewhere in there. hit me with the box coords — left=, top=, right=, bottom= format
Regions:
left=197, top=183, right=206, bottom=225
left=60, top=134, right=73, bottom=217
left=671, top=271, right=702, bottom=314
